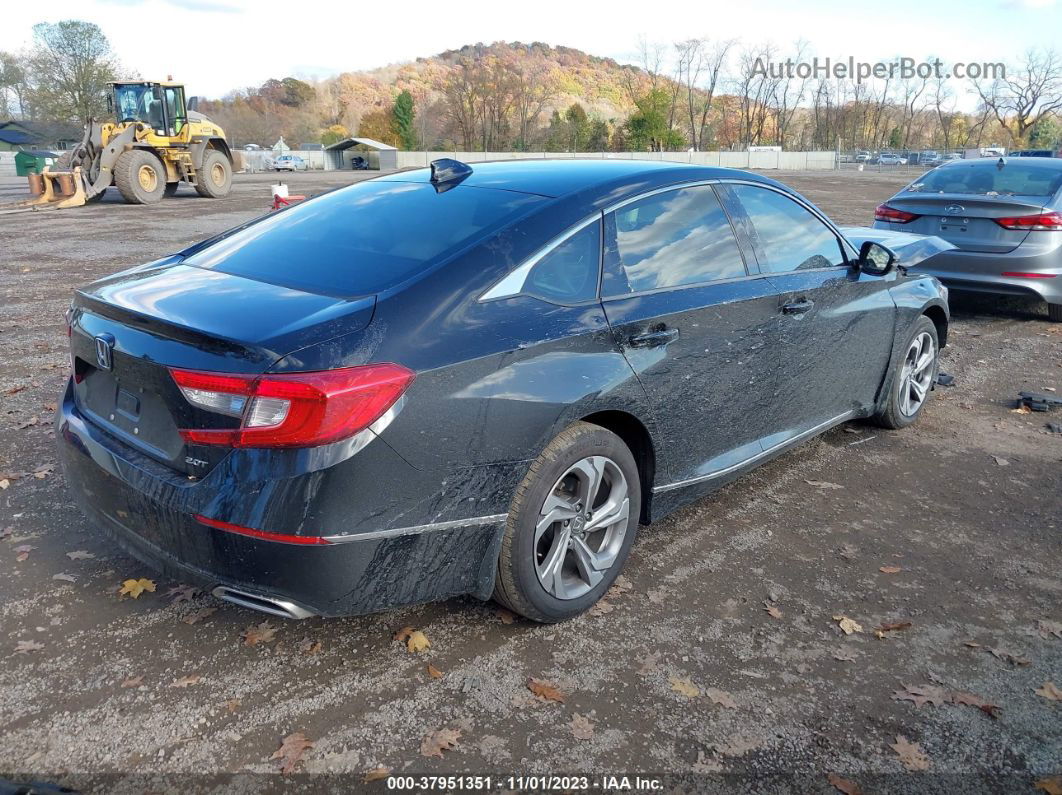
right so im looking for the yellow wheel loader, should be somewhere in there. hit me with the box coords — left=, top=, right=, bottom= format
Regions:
left=14, top=81, right=235, bottom=211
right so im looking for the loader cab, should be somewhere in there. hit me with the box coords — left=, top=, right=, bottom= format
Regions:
left=109, top=81, right=188, bottom=138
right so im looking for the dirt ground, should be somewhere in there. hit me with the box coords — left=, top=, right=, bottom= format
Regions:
left=0, top=168, right=1059, bottom=794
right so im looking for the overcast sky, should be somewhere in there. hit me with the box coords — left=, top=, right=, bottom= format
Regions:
left=1, top=0, right=1059, bottom=102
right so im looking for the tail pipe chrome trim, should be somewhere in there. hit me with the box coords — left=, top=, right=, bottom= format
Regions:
left=211, top=586, right=316, bottom=620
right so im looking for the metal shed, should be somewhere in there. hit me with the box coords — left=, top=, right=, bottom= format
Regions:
left=324, top=137, right=398, bottom=171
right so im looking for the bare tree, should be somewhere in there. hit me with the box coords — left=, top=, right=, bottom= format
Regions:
left=767, top=40, right=810, bottom=148
left=442, top=58, right=483, bottom=151
left=973, top=48, right=1062, bottom=142
left=674, top=38, right=733, bottom=150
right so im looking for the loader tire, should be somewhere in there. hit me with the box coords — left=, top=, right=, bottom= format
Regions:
left=195, top=149, right=232, bottom=198
left=114, top=150, right=166, bottom=204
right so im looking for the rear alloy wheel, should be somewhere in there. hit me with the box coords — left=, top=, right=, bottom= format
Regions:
left=873, top=316, right=939, bottom=429
left=494, top=422, right=640, bottom=622
left=194, top=149, right=232, bottom=198
left=114, top=150, right=167, bottom=204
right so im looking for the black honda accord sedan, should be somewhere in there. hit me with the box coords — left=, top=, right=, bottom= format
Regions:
left=57, top=159, right=949, bottom=622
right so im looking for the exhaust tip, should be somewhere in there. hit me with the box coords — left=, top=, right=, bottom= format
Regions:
left=211, top=586, right=315, bottom=620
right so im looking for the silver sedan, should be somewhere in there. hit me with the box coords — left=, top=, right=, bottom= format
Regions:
left=874, top=157, right=1062, bottom=321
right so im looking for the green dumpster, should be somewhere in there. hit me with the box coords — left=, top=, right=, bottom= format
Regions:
left=15, top=150, right=59, bottom=176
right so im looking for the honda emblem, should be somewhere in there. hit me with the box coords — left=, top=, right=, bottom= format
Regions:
left=94, top=333, right=114, bottom=371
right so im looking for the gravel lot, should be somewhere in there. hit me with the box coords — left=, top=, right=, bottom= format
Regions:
left=0, top=169, right=1059, bottom=794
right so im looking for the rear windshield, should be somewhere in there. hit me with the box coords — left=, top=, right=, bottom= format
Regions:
left=183, top=181, right=546, bottom=296
left=907, top=162, right=1062, bottom=197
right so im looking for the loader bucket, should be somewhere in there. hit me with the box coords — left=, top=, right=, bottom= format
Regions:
left=0, top=167, right=89, bottom=215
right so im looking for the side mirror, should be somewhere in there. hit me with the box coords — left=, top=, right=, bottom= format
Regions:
left=188, top=95, right=199, bottom=112
left=858, top=240, right=897, bottom=276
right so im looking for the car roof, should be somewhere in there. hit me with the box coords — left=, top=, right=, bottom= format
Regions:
left=376, top=158, right=776, bottom=199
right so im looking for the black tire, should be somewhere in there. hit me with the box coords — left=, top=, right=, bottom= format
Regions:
left=113, top=149, right=167, bottom=204
left=494, top=421, right=641, bottom=622
left=194, top=149, right=232, bottom=198
left=872, top=315, right=940, bottom=430
left=164, top=182, right=180, bottom=197
left=1048, top=303, right=1062, bottom=323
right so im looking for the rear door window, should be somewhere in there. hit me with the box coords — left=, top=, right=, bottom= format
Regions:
left=183, top=181, right=546, bottom=297
left=727, top=184, right=847, bottom=273
left=602, top=185, right=747, bottom=295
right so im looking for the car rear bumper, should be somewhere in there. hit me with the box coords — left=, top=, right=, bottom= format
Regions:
left=909, top=247, right=1061, bottom=305
left=55, top=380, right=507, bottom=617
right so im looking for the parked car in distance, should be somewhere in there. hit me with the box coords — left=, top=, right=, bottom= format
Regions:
left=942, top=153, right=963, bottom=162
left=242, top=144, right=263, bottom=151
left=878, top=153, right=909, bottom=165
left=875, top=156, right=1062, bottom=321
left=58, top=159, right=949, bottom=622
left=273, top=154, right=305, bottom=172
left=855, top=151, right=872, bottom=163
left=1008, top=149, right=1057, bottom=158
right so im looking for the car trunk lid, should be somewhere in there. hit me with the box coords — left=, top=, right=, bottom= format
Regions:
left=883, top=194, right=1044, bottom=253
left=69, top=260, right=375, bottom=476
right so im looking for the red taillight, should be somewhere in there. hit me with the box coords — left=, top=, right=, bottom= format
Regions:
left=1001, top=271, right=1057, bottom=279
left=994, top=211, right=1062, bottom=231
left=874, top=204, right=920, bottom=224
left=194, top=514, right=332, bottom=545
left=171, top=363, right=415, bottom=448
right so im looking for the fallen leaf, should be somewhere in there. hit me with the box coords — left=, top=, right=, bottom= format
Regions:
left=879, top=566, right=902, bottom=574
left=183, top=606, right=217, bottom=625
left=171, top=674, right=201, bottom=688
left=1035, top=776, right=1062, bottom=795
left=394, top=626, right=430, bottom=653
left=571, top=713, right=594, bottom=741
left=52, top=573, right=76, bottom=583
left=646, top=588, right=667, bottom=604
left=0, top=479, right=9, bottom=490
left=805, top=479, right=844, bottom=490
left=495, top=608, right=515, bottom=624
left=833, top=615, right=863, bottom=635
left=16, top=416, right=39, bottom=430
left=420, top=727, right=460, bottom=758
left=119, top=578, right=156, bottom=598
left=364, top=767, right=391, bottom=782
left=588, top=599, right=615, bottom=616
left=33, top=464, right=53, bottom=479
left=528, top=677, right=566, bottom=703
left=889, top=735, right=929, bottom=771
left=166, top=584, right=200, bottom=604
left=833, top=650, right=858, bottom=662
left=992, top=455, right=1010, bottom=467
left=15, top=640, right=44, bottom=654
left=15, top=544, right=35, bottom=562
left=298, top=638, right=322, bottom=655
left=874, top=620, right=912, bottom=639
left=986, top=647, right=1031, bottom=667
left=950, top=690, right=1001, bottom=719
left=892, top=684, right=949, bottom=707
left=242, top=621, right=277, bottom=646
left=1035, top=620, right=1062, bottom=640
left=224, top=698, right=240, bottom=712
left=1034, top=681, right=1062, bottom=702
left=66, top=550, right=94, bottom=560
left=426, top=663, right=444, bottom=679
left=636, top=651, right=661, bottom=675
left=120, top=676, right=143, bottom=688
left=669, top=676, right=700, bottom=699
left=827, top=772, right=863, bottom=795
left=271, top=732, right=313, bottom=775
left=1011, top=405, right=1032, bottom=415
left=705, top=688, right=737, bottom=709
left=763, top=602, right=783, bottom=619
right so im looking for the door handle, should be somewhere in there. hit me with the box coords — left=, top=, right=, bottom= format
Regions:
left=781, top=298, right=815, bottom=315
left=628, top=328, right=679, bottom=348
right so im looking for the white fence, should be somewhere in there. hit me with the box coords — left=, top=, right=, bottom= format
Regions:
left=393, top=150, right=837, bottom=171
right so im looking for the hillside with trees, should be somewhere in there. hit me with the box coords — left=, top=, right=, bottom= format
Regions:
left=2, top=26, right=1060, bottom=154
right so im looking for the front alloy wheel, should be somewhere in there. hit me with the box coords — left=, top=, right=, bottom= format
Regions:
left=535, top=456, right=630, bottom=600
left=898, top=331, right=936, bottom=417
